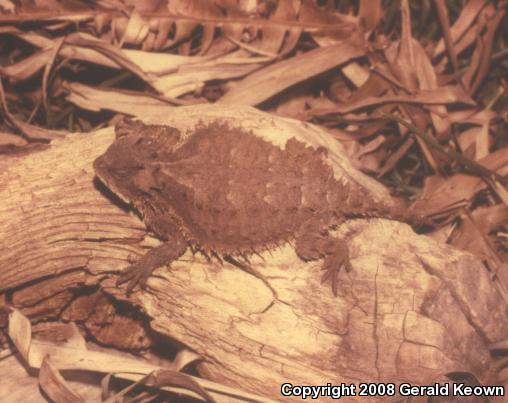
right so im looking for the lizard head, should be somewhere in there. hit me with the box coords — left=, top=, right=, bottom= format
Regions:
left=93, top=118, right=181, bottom=205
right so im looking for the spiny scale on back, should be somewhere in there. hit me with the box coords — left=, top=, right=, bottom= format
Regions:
left=94, top=118, right=399, bottom=294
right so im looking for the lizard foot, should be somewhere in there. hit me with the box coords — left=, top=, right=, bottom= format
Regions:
left=320, top=240, right=352, bottom=296
left=117, top=261, right=153, bottom=294
left=295, top=216, right=351, bottom=296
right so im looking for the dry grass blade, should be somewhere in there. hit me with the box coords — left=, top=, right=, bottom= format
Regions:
left=377, top=136, right=415, bottom=178
left=475, top=121, right=490, bottom=160
left=0, top=47, right=53, bottom=80
left=0, top=78, right=65, bottom=141
left=117, top=9, right=150, bottom=47
left=223, top=31, right=279, bottom=58
left=63, top=81, right=179, bottom=115
left=359, top=0, right=382, bottom=33
left=219, top=41, right=366, bottom=105
left=103, top=369, right=217, bottom=403
left=39, top=356, right=86, bottom=403
left=0, top=11, right=95, bottom=24
left=452, top=207, right=502, bottom=264
left=42, top=36, right=65, bottom=116
left=0, top=131, right=28, bottom=147
left=412, top=40, right=450, bottom=135
left=433, top=0, right=490, bottom=58
left=151, top=55, right=268, bottom=97
left=398, top=0, right=417, bottom=90
left=65, top=33, right=153, bottom=84
left=311, top=86, right=474, bottom=116
left=384, top=113, right=507, bottom=185
left=7, top=308, right=276, bottom=402
left=144, top=370, right=216, bottom=402
left=468, top=5, right=506, bottom=94
left=410, top=146, right=508, bottom=219
left=435, top=0, right=460, bottom=75
left=489, top=178, right=508, bottom=210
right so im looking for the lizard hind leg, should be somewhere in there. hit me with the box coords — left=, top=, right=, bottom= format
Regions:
left=117, top=232, right=188, bottom=294
left=295, top=217, right=352, bottom=296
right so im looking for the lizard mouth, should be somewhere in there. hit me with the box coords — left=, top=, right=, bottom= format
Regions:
left=94, top=170, right=132, bottom=205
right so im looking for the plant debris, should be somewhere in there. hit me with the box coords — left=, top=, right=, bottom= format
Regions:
left=1, top=0, right=508, bottom=401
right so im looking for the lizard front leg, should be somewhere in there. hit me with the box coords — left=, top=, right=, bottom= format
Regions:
left=117, top=230, right=187, bottom=293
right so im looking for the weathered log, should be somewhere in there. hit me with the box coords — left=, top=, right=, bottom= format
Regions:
left=1, top=106, right=507, bottom=402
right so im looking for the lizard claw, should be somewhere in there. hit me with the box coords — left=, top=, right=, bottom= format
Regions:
left=320, top=241, right=351, bottom=296
left=117, top=263, right=151, bottom=294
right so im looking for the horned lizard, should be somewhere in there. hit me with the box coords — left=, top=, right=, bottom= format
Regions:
left=94, top=118, right=405, bottom=294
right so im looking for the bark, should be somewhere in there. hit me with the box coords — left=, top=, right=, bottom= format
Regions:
left=1, top=106, right=507, bottom=402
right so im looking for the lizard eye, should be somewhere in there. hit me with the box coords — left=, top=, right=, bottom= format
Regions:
left=135, top=136, right=160, bottom=159
left=116, top=165, right=142, bottom=176
left=115, top=118, right=143, bottom=139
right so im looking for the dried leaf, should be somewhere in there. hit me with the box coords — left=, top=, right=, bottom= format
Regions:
left=167, top=0, right=221, bottom=18
left=352, top=135, right=387, bottom=172
left=249, top=24, right=288, bottom=54
left=10, top=118, right=66, bottom=141
left=396, top=0, right=418, bottom=90
left=64, top=81, right=177, bottom=115
left=433, top=0, right=489, bottom=58
left=7, top=308, right=270, bottom=402
left=0, top=132, right=28, bottom=147
left=221, top=21, right=246, bottom=43
left=42, top=36, right=65, bottom=115
left=469, top=6, right=505, bottom=94
left=271, top=1, right=297, bottom=20
left=475, top=122, right=490, bottom=160
left=168, top=19, right=199, bottom=52
left=278, top=26, right=302, bottom=55
left=65, top=33, right=152, bottom=84
left=411, top=146, right=508, bottom=217
left=0, top=0, right=15, bottom=13
left=151, top=17, right=173, bottom=50
left=8, top=309, right=31, bottom=361
left=173, top=349, right=203, bottom=372
left=219, top=41, right=366, bottom=105
left=411, top=40, right=450, bottom=135
left=152, top=54, right=266, bottom=97
left=342, top=62, right=369, bottom=88
left=0, top=48, right=52, bottom=81
left=117, top=9, right=150, bottom=46
left=39, top=356, right=85, bottom=403
left=127, top=0, right=164, bottom=13
left=145, top=369, right=215, bottom=403
left=0, top=78, right=65, bottom=141
left=490, top=179, right=508, bottom=210
left=435, top=0, right=459, bottom=73
left=359, top=0, right=382, bottom=32
left=434, top=2, right=494, bottom=73
left=378, top=137, right=415, bottom=178
left=310, top=86, right=475, bottom=116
